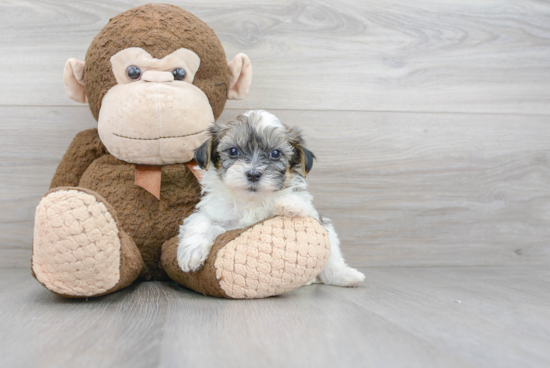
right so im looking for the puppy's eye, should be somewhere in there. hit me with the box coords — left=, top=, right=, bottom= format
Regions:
left=270, top=149, right=281, bottom=160
left=228, top=147, right=240, bottom=157
left=172, top=68, right=186, bottom=80
left=127, top=66, right=141, bottom=80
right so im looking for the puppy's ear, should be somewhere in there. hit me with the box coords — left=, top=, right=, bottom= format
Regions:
left=286, top=125, right=316, bottom=177
left=195, top=138, right=213, bottom=170
left=196, top=122, right=227, bottom=170
left=297, top=146, right=315, bottom=176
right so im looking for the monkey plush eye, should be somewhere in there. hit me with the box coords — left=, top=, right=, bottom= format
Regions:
left=126, top=66, right=141, bottom=80
left=270, top=149, right=281, bottom=160
left=228, top=147, right=240, bottom=157
left=172, top=68, right=187, bottom=80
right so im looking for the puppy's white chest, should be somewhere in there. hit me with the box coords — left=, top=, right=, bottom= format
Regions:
left=229, top=201, right=273, bottom=230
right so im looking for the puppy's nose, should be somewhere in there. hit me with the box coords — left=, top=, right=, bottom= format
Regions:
left=246, top=170, right=262, bottom=183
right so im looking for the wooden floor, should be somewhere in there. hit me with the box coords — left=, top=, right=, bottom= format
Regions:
left=0, top=267, right=549, bottom=368
left=1, top=0, right=550, bottom=367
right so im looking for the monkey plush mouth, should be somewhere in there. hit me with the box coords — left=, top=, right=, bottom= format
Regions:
left=112, top=129, right=206, bottom=141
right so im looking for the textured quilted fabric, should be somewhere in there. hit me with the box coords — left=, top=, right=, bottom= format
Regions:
left=214, top=216, right=330, bottom=299
left=32, top=190, right=121, bottom=296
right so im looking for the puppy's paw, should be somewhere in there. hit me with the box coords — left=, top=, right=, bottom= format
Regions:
left=273, top=196, right=308, bottom=218
left=302, top=277, right=321, bottom=286
left=327, top=267, right=365, bottom=288
left=177, top=241, right=213, bottom=273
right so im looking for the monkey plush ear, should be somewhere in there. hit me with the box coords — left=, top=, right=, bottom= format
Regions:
left=195, top=139, right=213, bottom=170
left=227, top=53, right=252, bottom=100
left=63, top=58, right=87, bottom=103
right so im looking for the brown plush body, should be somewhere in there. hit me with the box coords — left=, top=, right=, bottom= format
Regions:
left=54, top=128, right=200, bottom=281
left=31, top=4, right=330, bottom=299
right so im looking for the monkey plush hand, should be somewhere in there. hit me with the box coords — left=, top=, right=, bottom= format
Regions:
left=31, top=4, right=330, bottom=299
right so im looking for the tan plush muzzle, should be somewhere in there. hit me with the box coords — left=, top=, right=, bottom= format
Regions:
left=98, top=77, right=213, bottom=165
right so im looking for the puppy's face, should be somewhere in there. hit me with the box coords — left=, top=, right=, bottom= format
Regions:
left=195, top=110, right=315, bottom=194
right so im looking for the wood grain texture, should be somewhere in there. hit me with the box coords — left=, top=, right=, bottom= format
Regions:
left=0, top=267, right=549, bottom=368
left=0, top=0, right=549, bottom=113
left=1, top=106, right=549, bottom=268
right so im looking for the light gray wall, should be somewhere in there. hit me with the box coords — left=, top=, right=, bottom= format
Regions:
left=1, top=0, right=549, bottom=267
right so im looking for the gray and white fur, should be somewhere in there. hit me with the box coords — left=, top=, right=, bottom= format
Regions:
left=177, top=110, right=365, bottom=287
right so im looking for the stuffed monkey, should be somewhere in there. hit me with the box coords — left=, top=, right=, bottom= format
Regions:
left=31, top=4, right=330, bottom=299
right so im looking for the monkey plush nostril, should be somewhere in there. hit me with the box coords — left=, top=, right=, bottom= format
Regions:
left=246, top=170, right=262, bottom=183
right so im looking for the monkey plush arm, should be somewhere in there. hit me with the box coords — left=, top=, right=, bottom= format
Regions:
left=50, top=128, right=108, bottom=188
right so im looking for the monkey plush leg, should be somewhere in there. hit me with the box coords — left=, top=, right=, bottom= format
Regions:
left=32, top=187, right=145, bottom=298
left=161, top=216, right=330, bottom=299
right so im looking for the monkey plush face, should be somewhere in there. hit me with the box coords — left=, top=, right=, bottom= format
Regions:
left=63, top=4, right=252, bottom=165
left=97, top=46, right=213, bottom=164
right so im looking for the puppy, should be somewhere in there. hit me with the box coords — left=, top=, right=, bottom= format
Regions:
left=177, top=110, right=365, bottom=287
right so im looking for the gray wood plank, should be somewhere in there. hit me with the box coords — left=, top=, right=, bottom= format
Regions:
left=1, top=267, right=549, bottom=368
left=334, top=266, right=550, bottom=368
left=1, top=106, right=549, bottom=267
left=0, top=0, right=549, bottom=114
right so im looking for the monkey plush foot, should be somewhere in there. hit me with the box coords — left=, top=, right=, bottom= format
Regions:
left=32, top=187, right=144, bottom=298
left=161, top=216, right=330, bottom=299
